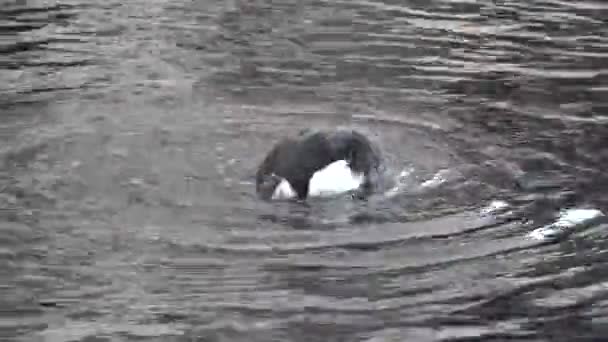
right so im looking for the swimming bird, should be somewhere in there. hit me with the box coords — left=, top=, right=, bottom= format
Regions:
left=256, top=129, right=383, bottom=201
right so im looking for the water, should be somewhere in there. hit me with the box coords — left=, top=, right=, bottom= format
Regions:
left=2, top=0, right=608, bottom=340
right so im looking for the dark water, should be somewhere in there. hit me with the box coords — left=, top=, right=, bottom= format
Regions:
left=2, top=0, right=608, bottom=340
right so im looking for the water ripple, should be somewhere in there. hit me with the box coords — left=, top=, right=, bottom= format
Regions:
left=2, top=0, right=608, bottom=340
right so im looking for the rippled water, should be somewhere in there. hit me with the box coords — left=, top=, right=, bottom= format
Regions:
left=2, top=0, right=608, bottom=340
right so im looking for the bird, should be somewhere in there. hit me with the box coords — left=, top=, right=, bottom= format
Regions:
left=255, top=129, right=383, bottom=201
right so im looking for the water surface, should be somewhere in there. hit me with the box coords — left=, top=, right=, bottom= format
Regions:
left=2, top=0, right=608, bottom=340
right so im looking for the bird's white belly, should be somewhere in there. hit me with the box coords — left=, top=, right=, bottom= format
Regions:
left=308, top=160, right=364, bottom=197
left=271, top=178, right=297, bottom=200
left=271, top=160, right=364, bottom=200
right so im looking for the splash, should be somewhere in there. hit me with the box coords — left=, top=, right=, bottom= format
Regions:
left=528, top=208, right=605, bottom=241
left=383, top=167, right=414, bottom=198
left=480, top=200, right=510, bottom=216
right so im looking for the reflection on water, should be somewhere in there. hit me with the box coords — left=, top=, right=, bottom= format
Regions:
left=2, top=0, right=608, bottom=340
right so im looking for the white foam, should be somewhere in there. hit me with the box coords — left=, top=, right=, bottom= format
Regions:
left=420, top=169, right=449, bottom=188
left=384, top=167, right=414, bottom=197
left=308, top=160, right=364, bottom=197
left=528, top=226, right=559, bottom=241
left=480, top=200, right=510, bottom=215
left=553, top=209, right=604, bottom=228
left=528, top=208, right=604, bottom=241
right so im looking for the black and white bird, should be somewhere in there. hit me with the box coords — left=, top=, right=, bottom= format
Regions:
left=255, top=129, right=383, bottom=201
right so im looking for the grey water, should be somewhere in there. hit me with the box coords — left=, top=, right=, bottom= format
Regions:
left=1, top=0, right=608, bottom=341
